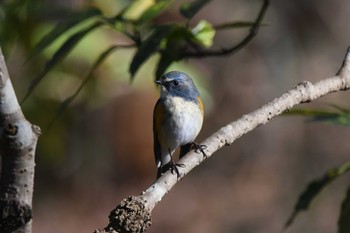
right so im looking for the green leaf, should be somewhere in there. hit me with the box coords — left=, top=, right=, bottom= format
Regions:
left=138, top=0, right=172, bottom=23
left=327, top=103, right=350, bottom=114
left=155, top=25, right=194, bottom=79
left=155, top=43, right=180, bottom=79
left=284, top=162, right=350, bottom=229
left=339, top=186, right=350, bottom=233
left=47, top=45, right=124, bottom=129
left=21, top=22, right=102, bottom=104
left=180, top=0, right=211, bottom=19
left=129, top=25, right=173, bottom=79
left=122, top=0, right=155, bottom=21
left=285, top=107, right=350, bottom=126
left=325, top=114, right=350, bottom=126
left=156, top=52, right=174, bottom=80
left=285, top=108, right=340, bottom=117
left=214, top=21, right=265, bottom=30
left=191, top=20, right=215, bottom=47
left=28, top=7, right=102, bottom=61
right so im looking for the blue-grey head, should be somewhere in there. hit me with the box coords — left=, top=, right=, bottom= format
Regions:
left=155, top=71, right=200, bottom=100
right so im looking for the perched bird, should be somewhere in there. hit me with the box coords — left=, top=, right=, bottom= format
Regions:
left=153, top=71, right=205, bottom=178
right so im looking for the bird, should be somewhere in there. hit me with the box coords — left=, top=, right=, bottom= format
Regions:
left=153, top=71, right=206, bottom=179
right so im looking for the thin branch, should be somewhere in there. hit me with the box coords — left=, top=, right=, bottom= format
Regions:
left=46, top=44, right=135, bottom=130
left=0, top=47, right=41, bottom=233
left=95, top=47, right=350, bottom=233
left=180, top=0, right=269, bottom=59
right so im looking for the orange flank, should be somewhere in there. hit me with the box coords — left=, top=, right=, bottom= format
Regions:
left=197, top=96, right=204, bottom=118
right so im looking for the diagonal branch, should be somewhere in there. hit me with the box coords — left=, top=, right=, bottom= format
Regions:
left=95, top=47, right=350, bottom=233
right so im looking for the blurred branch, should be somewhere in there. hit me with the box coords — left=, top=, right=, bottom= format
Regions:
left=95, top=47, right=350, bottom=233
left=179, top=0, right=269, bottom=59
left=0, top=47, right=41, bottom=233
left=47, top=44, right=135, bottom=130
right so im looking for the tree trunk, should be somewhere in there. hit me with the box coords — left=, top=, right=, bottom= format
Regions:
left=0, top=48, right=41, bottom=233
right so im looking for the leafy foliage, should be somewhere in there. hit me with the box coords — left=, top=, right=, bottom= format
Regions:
left=191, top=20, right=215, bottom=47
left=47, top=45, right=126, bottom=129
left=0, top=0, right=41, bottom=56
left=19, top=0, right=268, bottom=118
left=338, top=186, right=350, bottom=233
left=180, top=0, right=212, bottom=19
left=137, top=0, right=172, bottom=23
left=27, top=7, right=103, bottom=61
left=285, top=105, right=350, bottom=126
left=284, top=162, right=350, bottom=229
left=129, top=25, right=174, bottom=79
left=21, top=21, right=103, bottom=104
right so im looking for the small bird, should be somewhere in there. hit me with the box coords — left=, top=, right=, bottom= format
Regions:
left=153, top=71, right=206, bottom=178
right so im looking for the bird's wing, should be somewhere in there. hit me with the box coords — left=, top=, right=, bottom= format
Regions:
left=153, top=99, right=163, bottom=167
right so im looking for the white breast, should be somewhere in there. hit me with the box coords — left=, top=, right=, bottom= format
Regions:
left=162, top=96, right=203, bottom=151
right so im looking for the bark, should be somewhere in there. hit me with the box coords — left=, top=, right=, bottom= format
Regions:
left=0, top=48, right=41, bottom=233
left=95, top=47, right=350, bottom=233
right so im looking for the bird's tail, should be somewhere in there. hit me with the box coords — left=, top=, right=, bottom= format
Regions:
left=157, top=163, right=172, bottom=178
left=179, top=143, right=192, bottom=159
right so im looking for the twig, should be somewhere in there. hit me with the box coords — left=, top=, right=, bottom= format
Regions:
left=180, top=0, right=270, bottom=59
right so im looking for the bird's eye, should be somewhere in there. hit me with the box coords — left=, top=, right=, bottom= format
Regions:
left=173, top=80, right=179, bottom=86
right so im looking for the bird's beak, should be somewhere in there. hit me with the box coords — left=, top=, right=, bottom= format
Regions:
left=155, top=80, right=162, bottom=85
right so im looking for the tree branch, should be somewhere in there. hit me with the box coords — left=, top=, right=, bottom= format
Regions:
left=95, top=47, right=350, bottom=233
left=0, top=48, right=41, bottom=233
left=179, top=0, right=270, bottom=59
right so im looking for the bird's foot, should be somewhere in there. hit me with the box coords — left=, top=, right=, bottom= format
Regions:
left=191, top=142, right=207, bottom=158
left=158, top=161, right=185, bottom=179
left=169, top=161, right=185, bottom=179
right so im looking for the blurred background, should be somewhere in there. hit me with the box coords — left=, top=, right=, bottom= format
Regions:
left=1, top=0, right=350, bottom=232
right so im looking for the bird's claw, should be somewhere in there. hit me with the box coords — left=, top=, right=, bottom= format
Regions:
left=169, top=161, right=185, bottom=179
left=192, top=142, right=207, bottom=158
